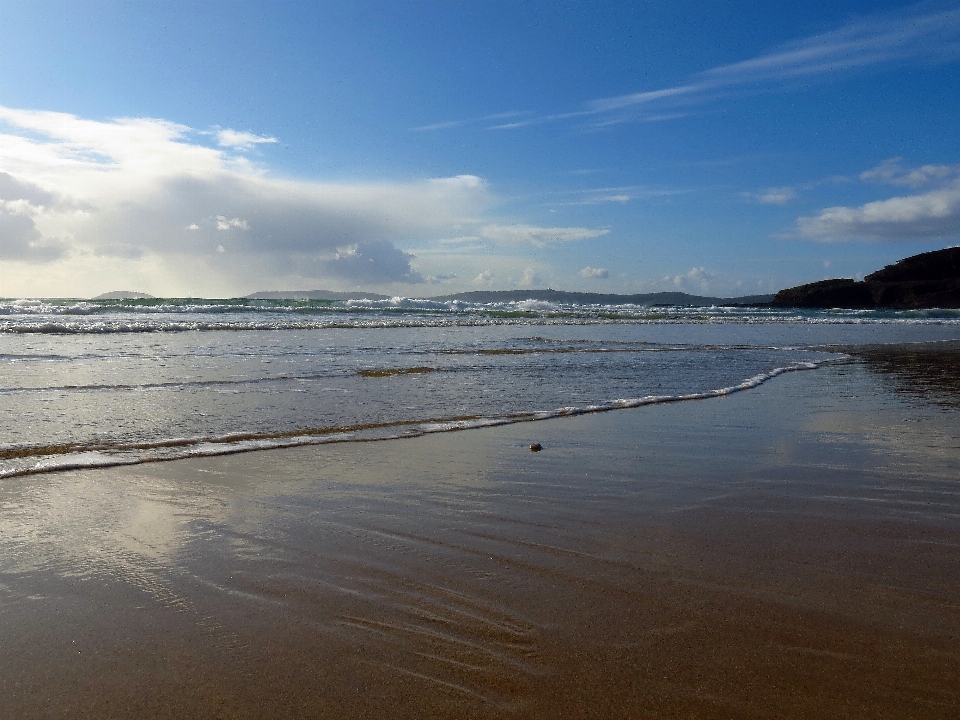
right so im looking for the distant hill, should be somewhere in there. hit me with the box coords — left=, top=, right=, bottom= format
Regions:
left=246, top=290, right=391, bottom=301
left=92, top=291, right=155, bottom=300
left=770, top=247, right=960, bottom=309
left=428, top=289, right=774, bottom=305
left=247, top=288, right=774, bottom=306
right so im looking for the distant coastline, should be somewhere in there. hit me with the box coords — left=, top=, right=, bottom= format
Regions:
left=87, top=247, right=960, bottom=309
left=92, top=291, right=156, bottom=300
left=244, top=289, right=775, bottom=306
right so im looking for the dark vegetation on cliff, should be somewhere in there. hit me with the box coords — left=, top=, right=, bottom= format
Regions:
left=770, top=247, right=960, bottom=309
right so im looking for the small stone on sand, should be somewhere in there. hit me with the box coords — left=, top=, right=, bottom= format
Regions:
left=530, top=443, right=542, bottom=452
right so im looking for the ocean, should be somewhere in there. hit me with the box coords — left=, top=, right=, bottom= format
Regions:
left=3, top=296, right=959, bottom=479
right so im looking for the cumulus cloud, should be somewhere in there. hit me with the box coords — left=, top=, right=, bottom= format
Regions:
left=320, top=241, right=424, bottom=284
left=519, top=267, right=541, bottom=287
left=672, top=267, right=716, bottom=292
left=798, top=158, right=960, bottom=242
left=798, top=178, right=960, bottom=242
left=473, top=270, right=494, bottom=285
left=0, top=209, right=68, bottom=262
left=216, top=129, right=278, bottom=149
left=480, top=224, right=608, bottom=247
left=216, top=215, right=249, bottom=230
left=0, top=171, right=57, bottom=206
left=743, top=187, right=797, bottom=204
left=580, top=266, right=609, bottom=279
left=0, top=106, right=492, bottom=290
left=0, top=170, right=68, bottom=261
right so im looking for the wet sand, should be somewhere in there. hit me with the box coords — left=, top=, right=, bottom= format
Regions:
left=1, top=349, right=958, bottom=718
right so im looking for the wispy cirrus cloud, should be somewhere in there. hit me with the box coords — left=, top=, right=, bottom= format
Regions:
left=590, top=3, right=960, bottom=125
left=423, top=3, right=960, bottom=131
left=410, top=110, right=531, bottom=132
left=542, top=185, right=690, bottom=208
left=743, top=187, right=798, bottom=205
left=479, top=224, right=609, bottom=248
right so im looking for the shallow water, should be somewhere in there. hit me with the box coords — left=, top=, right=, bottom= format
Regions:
left=1, top=357, right=957, bottom=719
left=2, top=298, right=958, bottom=477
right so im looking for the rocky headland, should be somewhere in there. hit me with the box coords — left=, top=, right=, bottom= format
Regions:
left=770, top=247, right=960, bottom=309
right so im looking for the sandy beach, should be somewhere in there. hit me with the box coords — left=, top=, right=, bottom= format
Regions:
left=1, top=346, right=958, bottom=719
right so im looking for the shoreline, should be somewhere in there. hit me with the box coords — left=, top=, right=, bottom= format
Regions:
left=1, top=351, right=958, bottom=718
left=10, top=335, right=960, bottom=482
left=2, top=355, right=827, bottom=481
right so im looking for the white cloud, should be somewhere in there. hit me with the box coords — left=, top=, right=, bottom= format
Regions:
left=743, top=187, right=797, bottom=205
left=216, top=129, right=278, bottom=149
left=589, top=5, right=960, bottom=124
left=519, top=267, right=541, bottom=287
left=0, top=171, right=57, bottom=206
left=473, top=270, right=494, bottom=285
left=410, top=111, right=531, bottom=133
left=409, top=120, right=463, bottom=132
left=434, top=4, right=960, bottom=131
left=563, top=193, right=632, bottom=205
left=216, top=215, right=249, bottom=230
left=797, top=178, right=960, bottom=242
left=859, top=157, right=960, bottom=188
left=0, top=171, right=69, bottom=262
left=545, top=185, right=689, bottom=208
left=480, top=224, right=608, bottom=247
left=0, top=106, right=492, bottom=292
left=435, top=235, right=481, bottom=245
left=580, top=266, right=609, bottom=279
left=0, top=207, right=67, bottom=262
left=672, top=267, right=716, bottom=292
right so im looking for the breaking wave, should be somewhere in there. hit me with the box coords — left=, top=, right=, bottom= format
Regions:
left=2, top=297, right=958, bottom=335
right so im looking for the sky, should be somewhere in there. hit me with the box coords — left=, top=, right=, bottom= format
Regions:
left=1, top=0, right=960, bottom=299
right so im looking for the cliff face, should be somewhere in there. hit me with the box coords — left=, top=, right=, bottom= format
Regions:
left=771, top=247, right=960, bottom=309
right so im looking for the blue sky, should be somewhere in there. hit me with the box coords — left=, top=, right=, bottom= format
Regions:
left=2, top=0, right=959, bottom=297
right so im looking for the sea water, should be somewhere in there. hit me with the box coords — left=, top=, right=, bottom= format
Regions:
left=2, top=297, right=958, bottom=478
